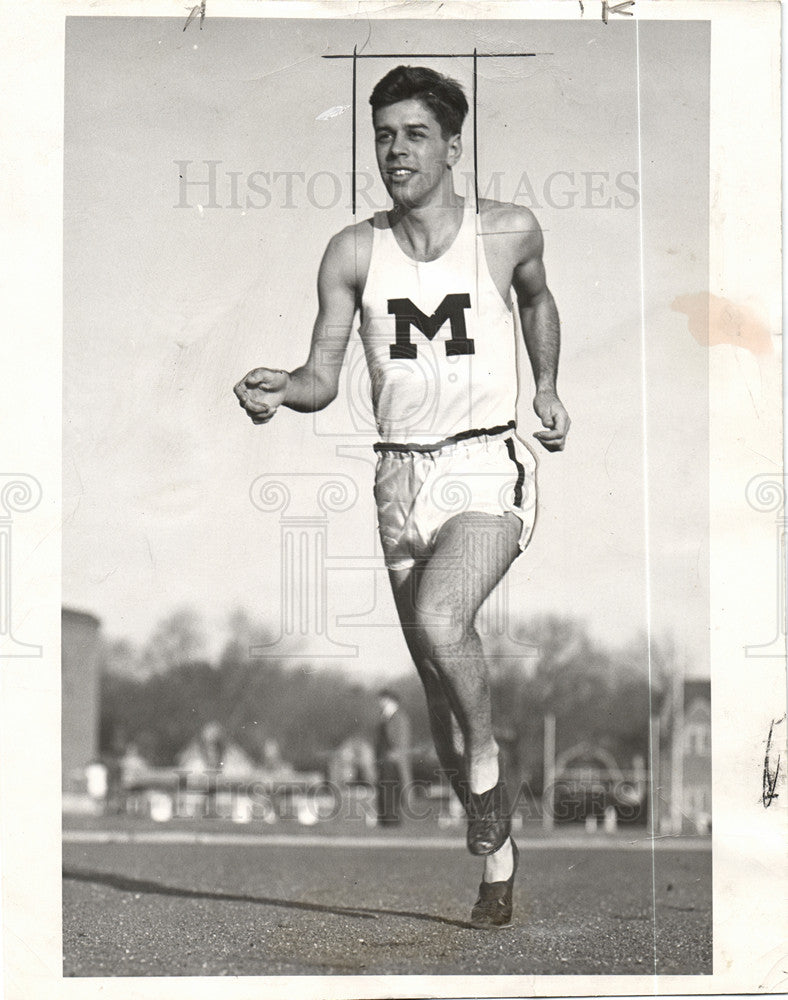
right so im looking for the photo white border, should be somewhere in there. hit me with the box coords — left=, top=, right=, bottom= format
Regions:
left=1, top=1, right=784, bottom=997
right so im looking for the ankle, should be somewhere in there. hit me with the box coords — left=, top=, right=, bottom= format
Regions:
left=482, top=837, right=513, bottom=882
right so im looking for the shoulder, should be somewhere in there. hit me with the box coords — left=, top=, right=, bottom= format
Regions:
left=478, top=198, right=541, bottom=235
left=478, top=199, right=544, bottom=260
left=324, top=218, right=375, bottom=268
left=321, top=218, right=375, bottom=289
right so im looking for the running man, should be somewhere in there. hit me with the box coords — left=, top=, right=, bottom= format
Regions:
left=234, top=66, right=570, bottom=928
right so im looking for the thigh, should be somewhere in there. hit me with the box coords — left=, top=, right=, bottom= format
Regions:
left=388, top=563, right=432, bottom=664
left=388, top=564, right=452, bottom=697
left=417, top=510, right=522, bottom=628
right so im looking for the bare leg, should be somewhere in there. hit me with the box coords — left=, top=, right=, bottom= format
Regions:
left=388, top=511, right=522, bottom=880
left=415, top=512, right=520, bottom=787
left=388, top=564, right=468, bottom=802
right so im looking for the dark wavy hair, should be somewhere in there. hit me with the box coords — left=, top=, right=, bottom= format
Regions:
left=369, top=65, right=469, bottom=139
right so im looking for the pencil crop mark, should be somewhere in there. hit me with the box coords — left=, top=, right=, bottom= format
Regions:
left=183, top=0, right=206, bottom=32
left=602, top=1, right=635, bottom=24
left=763, top=715, right=784, bottom=808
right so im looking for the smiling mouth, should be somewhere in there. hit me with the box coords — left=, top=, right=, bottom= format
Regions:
left=387, top=168, right=415, bottom=181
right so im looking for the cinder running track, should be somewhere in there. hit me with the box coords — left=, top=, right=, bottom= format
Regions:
left=63, top=823, right=711, bottom=977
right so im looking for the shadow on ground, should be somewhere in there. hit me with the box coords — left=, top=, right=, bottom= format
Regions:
left=63, top=866, right=471, bottom=930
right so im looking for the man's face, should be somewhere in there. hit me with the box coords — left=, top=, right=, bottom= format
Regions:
left=373, top=98, right=461, bottom=207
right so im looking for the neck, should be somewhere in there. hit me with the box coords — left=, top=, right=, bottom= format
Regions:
left=393, top=174, right=462, bottom=220
left=390, top=182, right=464, bottom=259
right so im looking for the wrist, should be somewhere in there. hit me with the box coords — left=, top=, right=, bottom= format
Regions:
left=276, top=369, right=292, bottom=405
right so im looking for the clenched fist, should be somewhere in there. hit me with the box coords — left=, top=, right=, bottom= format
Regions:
left=233, top=368, right=290, bottom=425
left=532, top=389, right=571, bottom=452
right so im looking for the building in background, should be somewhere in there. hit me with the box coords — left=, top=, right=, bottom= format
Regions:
left=539, top=676, right=711, bottom=836
left=656, top=677, right=712, bottom=834
left=60, top=600, right=711, bottom=834
left=61, top=607, right=102, bottom=802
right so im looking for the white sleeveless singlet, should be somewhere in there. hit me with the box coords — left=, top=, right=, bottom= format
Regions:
left=358, top=200, right=519, bottom=445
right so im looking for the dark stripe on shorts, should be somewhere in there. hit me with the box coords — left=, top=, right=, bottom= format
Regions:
left=374, top=420, right=516, bottom=454
left=505, top=436, right=525, bottom=508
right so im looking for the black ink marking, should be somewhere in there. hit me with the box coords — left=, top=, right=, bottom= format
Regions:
left=352, top=45, right=357, bottom=217
left=602, top=0, right=634, bottom=23
left=473, top=49, right=479, bottom=214
left=763, top=716, right=784, bottom=808
left=579, top=0, right=585, bottom=13
left=183, top=0, right=206, bottom=32
left=322, top=52, right=540, bottom=60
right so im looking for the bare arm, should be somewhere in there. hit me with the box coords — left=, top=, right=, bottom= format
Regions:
left=233, top=227, right=361, bottom=423
left=511, top=218, right=571, bottom=452
left=283, top=229, right=359, bottom=412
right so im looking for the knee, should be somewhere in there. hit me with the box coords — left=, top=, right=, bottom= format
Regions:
left=414, top=604, right=468, bottom=659
left=412, top=659, right=449, bottom=706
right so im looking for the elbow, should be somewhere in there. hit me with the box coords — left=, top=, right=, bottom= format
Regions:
left=314, top=387, right=338, bottom=411
left=287, top=367, right=339, bottom=412
left=312, top=377, right=339, bottom=411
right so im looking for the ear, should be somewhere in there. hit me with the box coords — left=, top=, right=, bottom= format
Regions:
left=447, top=133, right=462, bottom=168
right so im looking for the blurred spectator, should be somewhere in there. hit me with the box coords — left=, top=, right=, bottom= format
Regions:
left=120, top=742, right=151, bottom=788
left=177, top=722, right=256, bottom=778
left=375, top=689, right=412, bottom=827
left=330, top=735, right=376, bottom=786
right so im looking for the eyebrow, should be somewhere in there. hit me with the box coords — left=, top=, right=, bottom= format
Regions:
left=375, top=121, right=431, bottom=132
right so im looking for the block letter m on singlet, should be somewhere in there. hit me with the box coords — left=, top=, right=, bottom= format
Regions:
left=388, top=293, right=475, bottom=359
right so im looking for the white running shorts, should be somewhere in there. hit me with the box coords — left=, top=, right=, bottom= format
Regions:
left=373, top=422, right=538, bottom=572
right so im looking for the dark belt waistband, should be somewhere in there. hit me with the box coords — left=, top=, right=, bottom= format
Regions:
left=374, top=421, right=516, bottom=454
